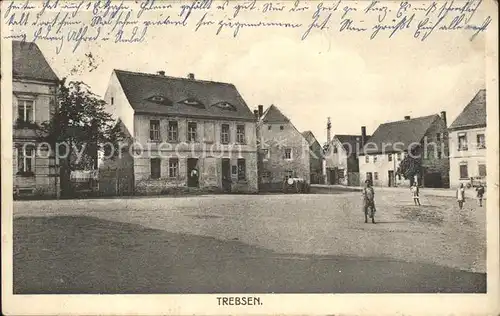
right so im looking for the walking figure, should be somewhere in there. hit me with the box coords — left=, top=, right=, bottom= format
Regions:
left=476, top=184, right=485, bottom=207
left=411, top=183, right=421, bottom=206
left=362, top=180, right=376, bottom=224
left=456, top=183, right=466, bottom=209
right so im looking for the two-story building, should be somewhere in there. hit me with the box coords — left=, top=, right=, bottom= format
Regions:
left=12, top=40, right=60, bottom=198
left=359, top=112, right=449, bottom=188
left=324, top=127, right=369, bottom=186
left=301, top=131, right=323, bottom=184
left=256, top=104, right=310, bottom=191
left=101, top=69, right=258, bottom=195
left=448, top=89, right=486, bottom=188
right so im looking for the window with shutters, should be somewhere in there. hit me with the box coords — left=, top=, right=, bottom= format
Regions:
left=188, top=122, right=197, bottom=142
left=168, top=121, right=178, bottom=142
left=284, top=148, right=292, bottom=160
left=477, top=134, right=486, bottom=149
left=458, top=133, right=468, bottom=151
left=150, top=120, right=160, bottom=141
left=236, top=125, right=246, bottom=144
left=221, top=124, right=230, bottom=144
left=17, top=99, right=34, bottom=122
left=169, top=158, right=178, bottom=178
left=17, top=146, right=34, bottom=176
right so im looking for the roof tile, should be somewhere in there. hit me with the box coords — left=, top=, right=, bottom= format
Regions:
left=114, top=69, right=255, bottom=121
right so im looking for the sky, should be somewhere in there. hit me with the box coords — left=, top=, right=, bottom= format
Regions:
left=13, top=0, right=488, bottom=145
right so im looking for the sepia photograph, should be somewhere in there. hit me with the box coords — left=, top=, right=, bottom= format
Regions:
left=1, top=0, right=499, bottom=315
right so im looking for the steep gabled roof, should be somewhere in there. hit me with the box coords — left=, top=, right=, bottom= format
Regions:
left=302, top=131, right=319, bottom=146
left=449, top=89, right=486, bottom=130
left=113, top=69, right=255, bottom=121
left=12, top=40, right=59, bottom=82
left=334, top=134, right=371, bottom=154
left=260, top=104, right=290, bottom=123
left=362, top=115, right=440, bottom=155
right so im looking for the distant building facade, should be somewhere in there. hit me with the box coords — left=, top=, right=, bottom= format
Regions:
left=448, top=89, right=486, bottom=188
left=101, top=70, right=258, bottom=195
left=359, top=113, right=450, bottom=188
left=302, top=131, right=324, bottom=184
left=256, top=105, right=310, bottom=191
left=12, top=41, right=60, bottom=198
left=324, top=127, right=369, bottom=186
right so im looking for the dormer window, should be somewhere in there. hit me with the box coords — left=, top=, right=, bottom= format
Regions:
left=146, top=95, right=172, bottom=106
left=213, top=101, right=236, bottom=111
left=180, top=98, right=205, bottom=108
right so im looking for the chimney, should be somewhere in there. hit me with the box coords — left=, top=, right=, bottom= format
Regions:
left=361, top=126, right=367, bottom=147
left=440, top=111, right=447, bottom=127
left=258, top=105, right=263, bottom=118
left=326, top=117, right=332, bottom=144
left=188, top=73, right=195, bottom=80
left=253, top=109, right=259, bottom=120
left=404, top=116, right=411, bottom=120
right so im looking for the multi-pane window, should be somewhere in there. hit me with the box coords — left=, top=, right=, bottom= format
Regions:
left=237, top=158, right=246, bottom=180
left=168, top=121, right=178, bottom=142
left=262, top=171, right=271, bottom=179
left=459, top=163, right=468, bottom=179
left=478, top=164, right=486, bottom=177
left=284, top=148, right=292, bottom=160
left=365, top=155, right=369, bottom=163
left=436, top=133, right=441, bottom=142
left=188, top=122, right=197, bottom=142
left=285, top=170, right=294, bottom=179
left=388, top=154, right=393, bottom=161
left=262, top=148, right=270, bottom=160
left=374, top=172, right=379, bottom=180
left=17, top=146, right=34, bottom=174
left=17, top=100, right=34, bottom=122
left=221, top=124, right=230, bottom=144
left=151, top=158, right=161, bottom=179
left=333, top=146, right=338, bottom=154
left=150, top=120, right=160, bottom=141
left=373, top=155, right=377, bottom=162
left=169, top=158, right=178, bottom=178
left=477, top=134, right=486, bottom=149
left=397, top=153, right=402, bottom=161
left=236, top=125, right=245, bottom=144
left=458, top=133, right=468, bottom=151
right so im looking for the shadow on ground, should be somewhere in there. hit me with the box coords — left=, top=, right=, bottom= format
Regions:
left=14, top=216, right=486, bottom=294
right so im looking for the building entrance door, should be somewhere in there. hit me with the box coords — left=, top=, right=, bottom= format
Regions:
left=187, top=158, right=199, bottom=187
left=221, top=158, right=231, bottom=192
left=388, top=170, right=394, bottom=187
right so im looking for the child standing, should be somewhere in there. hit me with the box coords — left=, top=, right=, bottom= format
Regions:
left=411, top=184, right=421, bottom=206
left=476, top=184, right=485, bottom=207
left=456, top=183, right=466, bottom=209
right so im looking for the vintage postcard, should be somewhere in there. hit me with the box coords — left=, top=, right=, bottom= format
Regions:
left=1, top=0, right=499, bottom=315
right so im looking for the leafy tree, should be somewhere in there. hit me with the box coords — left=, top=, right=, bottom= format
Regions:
left=38, top=78, right=124, bottom=197
left=396, top=149, right=422, bottom=186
